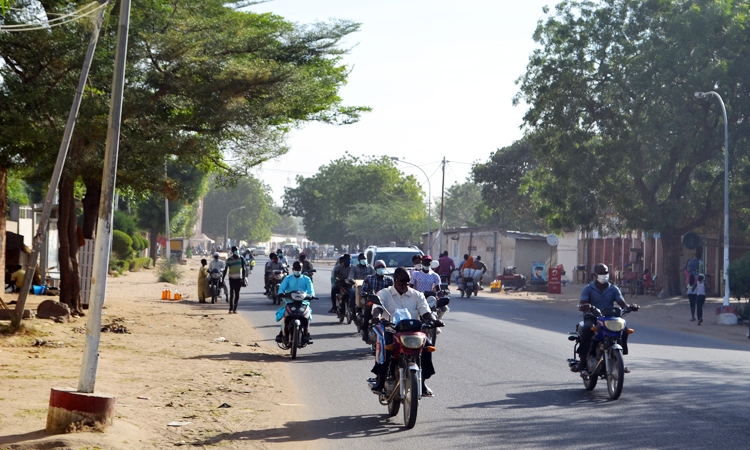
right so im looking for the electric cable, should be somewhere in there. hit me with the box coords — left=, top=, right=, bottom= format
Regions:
left=0, top=1, right=105, bottom=32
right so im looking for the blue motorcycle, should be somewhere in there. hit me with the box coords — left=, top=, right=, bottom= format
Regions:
left=567, top=305, right=638, bottom=400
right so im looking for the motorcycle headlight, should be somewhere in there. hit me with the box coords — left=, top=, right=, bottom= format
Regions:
left=399, top=335, right=426, bottom=349
left=604, top=318, right=625, bottom=332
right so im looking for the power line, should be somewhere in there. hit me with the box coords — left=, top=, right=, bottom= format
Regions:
left=0, top=1, right=105, bottom=32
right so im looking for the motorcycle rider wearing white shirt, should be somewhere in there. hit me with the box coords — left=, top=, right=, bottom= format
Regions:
left=208, top=252, right=228, bottom=299
left=371, top=267, right=444, bottom=397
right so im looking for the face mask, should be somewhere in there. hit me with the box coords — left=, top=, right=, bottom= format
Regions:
left=344, top=260, right=351, bottom=267
left=233, top=251, right=239, bottom=256
left=414, top=264, right=422, bottom=271
left=214, top=256, right=219, bottom=260
left=273, top=258, right=278, bottom=263
left=359, top=259, right=366, bottom=266
left=293, top=271, right=301, bottom=277
left=597, top=274, right=609, bottom=284
left=376, top=268, right=385, bottom=276
left=422, top=266, right=430, bottom=273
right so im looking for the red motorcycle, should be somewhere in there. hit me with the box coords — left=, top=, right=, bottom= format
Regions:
left=366, top=294, right=441, bottom=429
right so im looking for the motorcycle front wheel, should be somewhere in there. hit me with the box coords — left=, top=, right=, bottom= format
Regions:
left=607, top=349, right=624, bottom=399
left=290, top=326, right=299, bottom=360
left=403, top=369, right=419, bottom=429
left=211, top=285, right=217, bottom=304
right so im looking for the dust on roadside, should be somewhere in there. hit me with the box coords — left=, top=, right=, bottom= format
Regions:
left=0, top=259, right=309, bottom=449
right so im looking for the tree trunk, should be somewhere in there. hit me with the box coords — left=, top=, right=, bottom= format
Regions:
left=81, top=180, right=101, bottom=239
left=149, top=225, right=159, bottom=261
left=0, top=167, right=6, bottom=300
left=58, top=174, right=83, bottom=315
left=661, top=230, right=684, bottom=297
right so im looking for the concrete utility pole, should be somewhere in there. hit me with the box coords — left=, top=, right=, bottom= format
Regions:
left=164, top=161, right=170, bottom=259
left=79, top=0, right=132, bottom=393
left=12, top=2, right=108, bottom=328
left=438, top=157, right=446, bottom=256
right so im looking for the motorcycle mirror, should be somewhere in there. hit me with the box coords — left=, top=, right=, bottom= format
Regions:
left=436, top=297, right=450, bottom=308
left=430, top=260, right=440, bottom=269
left=367, top=294, right=381, bottom=305
left=423, top=291, right=436, bottom=298
left=439, top=283, right=449, bottom=291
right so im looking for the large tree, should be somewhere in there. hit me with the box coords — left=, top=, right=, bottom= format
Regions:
left=202, top=176, right=277, bottom=244
left=515, top=0, right=750, bottom=295
left=1, top=0, right=366, bottom=311
left=283, top=154, right=426, bottom=249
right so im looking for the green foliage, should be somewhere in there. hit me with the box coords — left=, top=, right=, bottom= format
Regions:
left=156, top=258, right=183, bottom=284
left=111, top=230, right=134, bottom=261
left=345, top=200, right=425, bottom=246
left=130, top=234, right=148, bottom=252
left=513, top=0, right=750, bottom=294
left=728, top=251, right=750, bottom=300
left=283, top=154, right=426, bottom=247
left=113, top=210, right=137, bottom=236
left=129, top=257, right=154, bottom=272
left=202, top=175, right=277, bottom=243
left=272, top=208, right=299, bottom=236
left=7, top=173, right=29, bottom=205
left=108, top=259, right=129, bottom=275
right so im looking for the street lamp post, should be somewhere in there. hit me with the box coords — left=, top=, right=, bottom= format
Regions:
left=226, top=206, right=246, bottom=250
left=390, top=157, right=432, bottom=253
left=695, top=91, right=730, bottom=308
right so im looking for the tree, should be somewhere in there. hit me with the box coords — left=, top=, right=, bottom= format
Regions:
left=433, top=179, right=482, bottom=229
left=272, top=208, right=299, bottom=237
left=1, top=0, right=367, bottom=311
left=472, top=140, right=545, bottom=231
left=514, top=0, right=750, bottom=295
left=345, top=200, right=425, bottom=246
left=283, top=154, right=425, bottom=249
left=202, top=176, right=277, bottom=244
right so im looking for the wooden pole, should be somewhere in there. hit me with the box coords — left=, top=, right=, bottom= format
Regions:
left=12, top=2, right=108, bottom=328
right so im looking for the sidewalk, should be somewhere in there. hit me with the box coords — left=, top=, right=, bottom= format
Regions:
left=0, top=258, right=302, bottom=450
left=477, top=282, right=750, bottom=346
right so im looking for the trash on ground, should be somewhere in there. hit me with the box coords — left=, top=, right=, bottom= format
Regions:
left=218, top=403, right=231, bottom=408
left=167, top=421, right=191, bottom=427
left=213, top=337, right=228, bottom=342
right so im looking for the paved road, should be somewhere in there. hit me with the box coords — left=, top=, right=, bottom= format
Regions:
left=238, top=259, right=750, bottom=449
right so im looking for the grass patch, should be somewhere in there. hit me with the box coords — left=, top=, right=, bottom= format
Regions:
left=156, top=258, right=183, bottom=284
left=0, top=322, right=49, bottom=337
left=15, top=408, right=47, bottom=418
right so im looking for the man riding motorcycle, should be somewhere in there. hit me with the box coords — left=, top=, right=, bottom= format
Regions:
left=208, top=252, right=228, bottom=300
left=410, top=254, right=441, bottom=294
left=264, top=252, right=285, bottom=296
left=573, top=263, right=638, bottom=372
left=299, top=253, right=314, bottom=279
left=360, top=260, right=394, bottom=342
left=346, top=253, right=375, bottom=313
left=370, top=267, right=444, bottom=397
left=275, top=261, right=316, bottom=344
left=332, top=253, right=353, bottom=314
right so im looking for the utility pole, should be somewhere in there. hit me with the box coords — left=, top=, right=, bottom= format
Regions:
left=438, top=157, right=446, bottom=256
left=12, top=2, right=108, bottom=328
left=164, top=161, right=170, bottom=259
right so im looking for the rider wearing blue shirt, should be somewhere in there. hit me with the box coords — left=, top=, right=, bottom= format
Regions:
left=275, top=261, right=315, bottom=343
left=573, top=263, right=637, bottom=372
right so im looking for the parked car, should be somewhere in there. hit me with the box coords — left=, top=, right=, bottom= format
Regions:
left=254, top=246, right=267, bottom=256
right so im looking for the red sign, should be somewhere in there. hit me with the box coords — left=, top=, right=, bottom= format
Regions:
left=548, top=268, right=562, bottom=294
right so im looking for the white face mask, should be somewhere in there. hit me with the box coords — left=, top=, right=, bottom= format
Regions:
left=597, top=274, right=609, bottom=284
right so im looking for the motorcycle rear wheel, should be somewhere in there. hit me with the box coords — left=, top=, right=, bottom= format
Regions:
left=346, top=306, right=353, bottom=325
left=582, top=372, right=597, bottom=391
left=607, top=349, right=624, bottom=399
left=403, top=369, right=419, bottom=429
left=290, top=326, right=299, bottom=360
left=211, top=285, right=218, bottom=304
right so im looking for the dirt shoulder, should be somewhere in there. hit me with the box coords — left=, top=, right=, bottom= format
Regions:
left=0, top=257, right=303, bottom=450
left=485, top=283, right=750, bottom=346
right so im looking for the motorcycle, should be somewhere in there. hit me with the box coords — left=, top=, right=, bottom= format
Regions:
left=335, top=280, right=354, bottom=324
left=302, top=268, right=316, bottom=282
left=366, top=294, right=442, bottom=429
left=567, top=305, right=638, bottom=400
left=276, top=291, right=317, bottom=359
left=268, top=268, right=288, bottom=305
left=496, top=266, right=526, bottom=291
left=457, top=268, right=479, bottom=298
left=208, top=268, right=223, bottom=304
left=423, top=285, right=450, bottom=345
left=353, top=279, right=366, bottom=333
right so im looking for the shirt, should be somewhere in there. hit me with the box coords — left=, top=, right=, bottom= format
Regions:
left=375, top=286, right=430, bottom=322
left=361, top=274, right=394, bottom=294
left=265, top=261, right=285, bottom=273
left=437, top=256, right=455, bottom=276
left=208, top=259, right=225, bottom=272
left=410, top=269, right=441, bottom=293
left=475, top=261, right=487, bottom=274
left=695, top=281, right=706, bottom=296
left=223, top=255, right=246, bottom=279
left=333, top=263, right=351, bottom=282
left=579, top=281, right=624, bottom=311
left=278, top=274, right=315, bottom=297
left=349, top=263, right=375, bottom=280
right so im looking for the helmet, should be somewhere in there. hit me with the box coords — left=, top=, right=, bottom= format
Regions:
left=374, top=259, right=386, bottom=269
left=594, top=263, right=609, bottom=275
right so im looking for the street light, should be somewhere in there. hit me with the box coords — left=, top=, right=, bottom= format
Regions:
left=695, top=91, right=730, bottom=307
left=391, top=157, right=432, bottom=253
left=225, top=206, right=246, bottom=250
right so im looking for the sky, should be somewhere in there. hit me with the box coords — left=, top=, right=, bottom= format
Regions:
left=245, top=0, right=554, bottom=205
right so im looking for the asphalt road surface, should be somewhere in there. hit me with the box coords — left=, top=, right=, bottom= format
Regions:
left=238, top=259, right=750, bottom=449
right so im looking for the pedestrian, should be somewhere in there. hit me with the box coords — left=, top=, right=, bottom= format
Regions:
left=695, top=274, right=706, bottom=326
left=222, top=246, right=247, bottom=314
left=437, top=251, right=455, bottom=285
left=198, top=258, right=210, bottom=303
left=687, top=274, right=697, bottom=322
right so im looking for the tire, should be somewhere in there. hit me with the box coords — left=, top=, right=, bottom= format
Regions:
left=582, top=373, right=597, bottom=391
left=387, top=388, right=400, bottom=416
left=211, top=285, right=218, bottom=304
left=466, top=289, right=472, bottom=299
left=346, top=305, right=353, bottom=325
left=291, top=326, right=299, bottom=360
left=607, top=349, right=625, bottom=400
left=403, top=369, right=419, bottom=429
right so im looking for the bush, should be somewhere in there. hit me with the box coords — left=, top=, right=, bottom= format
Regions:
left=113, top=210, right=136, bottom=236
left=131, top=234, right=143, bottom=252
left=727, top=251, right=750, bottom=300
left=139, top=235, right=150, bottom=249
left=112, top=230, right=134, bottom=260
left=157, top=258, right=183, bottom=284
left=109, top=259, right=128, bottom=275
left=129, top=257, right=153, bottom=272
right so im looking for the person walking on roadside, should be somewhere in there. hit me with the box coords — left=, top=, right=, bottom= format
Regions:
left=198, top=258, right=210, bottom=303
left=687, top=274, right=698, bottom=322
left=222, top=246, right=247, bottom=314
left=694, top=274, right=707, bottom=326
